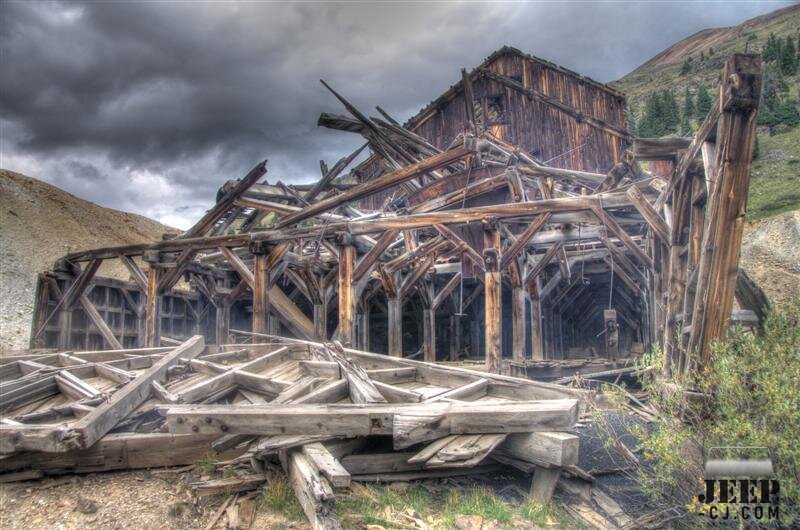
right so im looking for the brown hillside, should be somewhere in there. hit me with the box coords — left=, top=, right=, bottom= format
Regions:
left=630, top=4, right=800, bottom=72
left=0, top=169, right=179, bottom=351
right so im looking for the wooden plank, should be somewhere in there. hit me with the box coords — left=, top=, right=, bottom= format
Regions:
left=627, top=185, right=671, bottom=245
left=501, top=432, right=579, bottom=468
left=284, top=451, right=341, bottom=529
left=16, top=336, right=206, bottom=453
left=530, top=466, right=561, bottom=502
left=424, top=378, right=488, bottom=402
left=78, top=294, right=123, bottom=350
left=162, top=400, right=579, bottom=441
left=276, top=145, right=475, bottom=228
left=182, top=160, right=267, bottom=238
left=338, top=244, right=355, bottom=347
left=302, top=443, right=350, bottom=488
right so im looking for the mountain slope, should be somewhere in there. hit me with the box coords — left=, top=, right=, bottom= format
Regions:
left=0, top=169, right=179, bottom=351
left=611, top=4, right=800, bottom=109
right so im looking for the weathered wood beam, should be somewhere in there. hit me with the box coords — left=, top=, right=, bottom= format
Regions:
left=182, top=161, right=267, bottom=238
left=276, top=143, right=476, bottom=228
left=627, top=186, right=671, bottom=245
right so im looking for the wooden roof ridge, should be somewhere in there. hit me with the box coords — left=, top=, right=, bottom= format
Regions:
left=403, top=45, right=626, bottom=132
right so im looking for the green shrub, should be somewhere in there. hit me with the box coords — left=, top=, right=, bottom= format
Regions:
left=628, top=302, right=800, bottom=526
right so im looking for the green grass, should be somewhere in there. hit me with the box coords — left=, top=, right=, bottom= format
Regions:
left=334, top=481, right=579, bottom=529
left=259, top=474, right=304, bottom=521
left=748, top=126, right=800, bottom=220
left=520, top=500, right=577, bottom=527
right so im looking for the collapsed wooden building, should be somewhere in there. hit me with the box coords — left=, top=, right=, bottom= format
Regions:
left=3, top=48, right=766, bottom=527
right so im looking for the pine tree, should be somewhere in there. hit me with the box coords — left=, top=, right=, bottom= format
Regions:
left=709, top=46, right=714, bottom=56
left=662, top=91, right=680, bottom=133
left=681, top=87, right=694, bottom=135
left=763, top=33, right=780, bottom=62
left=680, top=57, right=692, bottom=75
left=780, top=36, right=797, bottom=75
left=696, top=86, right=713, bottom=119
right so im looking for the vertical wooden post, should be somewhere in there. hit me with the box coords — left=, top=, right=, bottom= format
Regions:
left=422, top=308, right=435, bottom=363
left=483, top=221, right=502, bottom=373
left=313, top=302, right=327, bottom=341
left=387, top=297, right=402, bottom=357
left=688, top=54, right=761, bottom=366
left=358, top=304, right=371, bottom=351
left=215, top=304, right=230, bottom=345
left=529, top=278, right=543, bottom=360
left=604, top=309, right=619, bottom=361
left=449, top=314, right=461, bottom=361
left=338, top=238, right=356, bottom=347
left=52, top=259, right=74, bottom=350
left=142, top=251, right=161, bottom=348
left=512, top=286, right=526, bottom=362
left=30, top=274, right=50, bottom=348
left=250, top=242, right=270, bottom=336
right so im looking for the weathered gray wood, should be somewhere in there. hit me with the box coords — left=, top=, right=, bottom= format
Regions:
left=161, top=400, right=579, bottom=443
left=302, top=443, right=350, bottom=488
left=501, top=432, right=579, bottom=468
left=284, top=450, right=342, bottom=530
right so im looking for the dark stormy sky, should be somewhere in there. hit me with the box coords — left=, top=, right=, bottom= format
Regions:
left=1, top=1, right=795, bottom=228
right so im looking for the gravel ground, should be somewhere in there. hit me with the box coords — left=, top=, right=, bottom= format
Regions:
left=740, top=209, right=800, bottom=308
left=0, top=470, right=303, bottom=530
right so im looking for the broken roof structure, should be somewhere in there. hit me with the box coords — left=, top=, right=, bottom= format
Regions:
left=5, top=48, right=767, bottom=528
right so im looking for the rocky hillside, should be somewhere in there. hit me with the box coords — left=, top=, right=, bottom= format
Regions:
left=0, top=170, right=179, bottom=351
left=612, top=4, right=800, bottom=110
left=611, top=4, right=800, bottom=222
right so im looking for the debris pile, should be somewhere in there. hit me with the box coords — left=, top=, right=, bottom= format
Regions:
left=1, top=336, right=588, bottom=527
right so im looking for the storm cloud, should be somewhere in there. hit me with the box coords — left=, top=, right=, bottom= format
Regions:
left=1, top=1, right=793, bottom=228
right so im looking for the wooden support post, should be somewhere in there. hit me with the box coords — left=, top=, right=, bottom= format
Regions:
left=512, top=286, right=526, bottom=362
left=688, top=54, right=761, bottom=366
left=143, top=251, right=161, bottom=348
left=338, top=240, right=356, bottom=347
left=387, top=297, right=402, bottom=357
left=483, top=222, right=502, bottom=373
left=530, top=292, right=543, bottom=361
left=423, top=308, right=435, bottom=363
left=250, top=242, right=270, bottom=336
left=314, top=302, right=327, bottom=341
left=449, top=315, right=461, bottom=361
left=30, top=275, right=50, bottom=349
left=603, top=309, right=619, bottom=361
left=216, top=304, right=230, bottom=345
left=530, top=467, right=561, bottom=503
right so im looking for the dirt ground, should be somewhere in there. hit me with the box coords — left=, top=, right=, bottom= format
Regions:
left=740, top=209, right=800, bottom=308
left=0, top=470, right=304, bottom=530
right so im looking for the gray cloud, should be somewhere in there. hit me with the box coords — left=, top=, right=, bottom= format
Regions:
left=1, top=0, right=793, bottom=228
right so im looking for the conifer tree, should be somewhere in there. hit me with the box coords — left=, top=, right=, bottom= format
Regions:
left=695, top=86, right=712, bottom=119
left=681, top=87, right=694, bottom=135
left=780, top=36, right=797, bottom=75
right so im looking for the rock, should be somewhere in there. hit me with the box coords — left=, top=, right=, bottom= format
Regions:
left=75, top=497, right=98, bottom=514
left=454, top=514, right=483, bottom=530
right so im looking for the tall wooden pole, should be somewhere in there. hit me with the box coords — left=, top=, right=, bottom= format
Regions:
left=512, top=286, right=526, bottom=361
left=250, top=242, right=270, bottom=336
left=483, top=221, right=502, bottom=373
left=338, top=238, right=356, bottom=347
left=143, top=251, right=160, bottom=348
left=529, top=277, right=544, bottom=360
left=387, top=297, right=402, bottom=357
left=687, top=54, right=762, bottom=367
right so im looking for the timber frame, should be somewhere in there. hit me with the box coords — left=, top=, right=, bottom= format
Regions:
left=28, top=51, right=765, bottom=378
